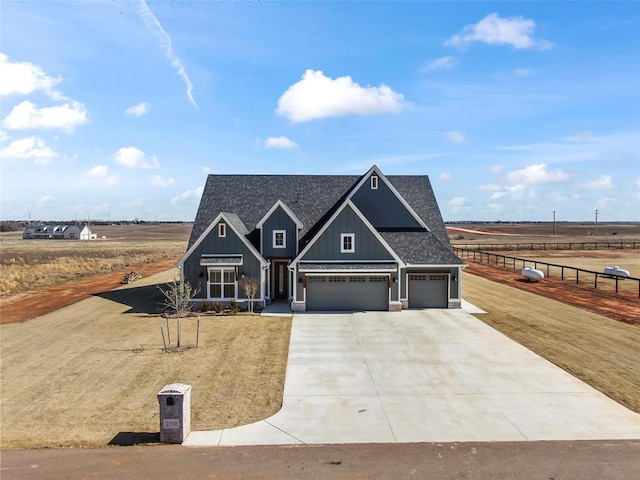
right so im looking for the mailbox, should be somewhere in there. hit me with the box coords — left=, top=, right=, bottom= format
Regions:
left=158, top=383, right=191, bottom=443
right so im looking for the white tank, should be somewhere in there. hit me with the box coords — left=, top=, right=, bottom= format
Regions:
left=604, top=266, right=630, bottom=277
left=522, top=267, right=544, bottom=282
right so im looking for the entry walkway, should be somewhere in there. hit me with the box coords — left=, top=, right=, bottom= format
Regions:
left=184, top=307, right=640, bottom=446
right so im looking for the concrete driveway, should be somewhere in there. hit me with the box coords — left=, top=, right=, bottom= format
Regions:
left=185, top=306, right=640, bottom=446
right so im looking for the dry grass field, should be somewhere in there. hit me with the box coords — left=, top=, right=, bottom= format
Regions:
left=0, top=224, right=191, bottom=297
left=463, top=273, right=640, bottom=414
left=0, top=269, right=292, bottom=449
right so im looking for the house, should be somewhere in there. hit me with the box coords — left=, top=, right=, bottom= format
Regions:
left=23, top=224, right=97, bottom=240
left=178, top=166, right=465, bottom=311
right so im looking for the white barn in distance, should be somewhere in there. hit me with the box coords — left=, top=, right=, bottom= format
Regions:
left=23, top=224, right=97, bottom=240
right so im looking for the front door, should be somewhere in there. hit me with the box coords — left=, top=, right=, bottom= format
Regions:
left=274, top=261, right=289, bottom=299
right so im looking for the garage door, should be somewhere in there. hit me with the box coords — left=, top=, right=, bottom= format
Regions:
left=306, top=276, right=389, bottom=311
left=408, top=274, right=448, bottom=308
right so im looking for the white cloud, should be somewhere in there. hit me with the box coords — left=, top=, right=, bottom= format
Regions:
left=37, top=195, right=54, bottom=207
left=479, top=183, right=502, bottom=192
left=277, top=69, right=407, bottom=122
left=581, top=175, right=614, bottom=190
left=0, top=53, right=63, bottom=99
left=171, top=186, right=204, bottom=205
left=445, top=13, right=553, bottom=50
left=0, top=130, right=8, bottom=142
left=114, top=146, right=159, bottom=168
left=449, top=196, right=467, bottom=207
left=446, top=130, right=466, bottom=144
left=3, top=100, right=88, bottom=132
left=421, top=56, right=458, bottom=72
left=490, top=165, right=503, bottom=174
left=490, top=184, right=526, bottom=200
left=125, top=102, right=151, bottom=116
left=0, top=136, right=57, bottom=165
left=438, top=172, right=453, bottom=181
left=635, top=177, right=640, bottom=187
left=86, top=165, right=119, bottom=185
left=137, top=0, right=198, bottom=109
left=87, top=165, right=108, bottom=177
left=202, top=166, right=212, bottom=175
left=150, top=175, right=175, bottom=187
left=505, top=163, right=569, bottom=185
left=264, top=136, right=298, bottom=149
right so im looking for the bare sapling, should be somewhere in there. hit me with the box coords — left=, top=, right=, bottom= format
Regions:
left=157, top=273, right=199, bottom=350
left=238, top=275, right=260, bottom=313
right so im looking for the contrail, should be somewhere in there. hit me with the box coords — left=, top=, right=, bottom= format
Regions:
left=138, top=0, right=198, bottom=109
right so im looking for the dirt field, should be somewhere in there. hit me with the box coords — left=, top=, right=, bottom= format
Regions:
left=0, top=268, right=291, bottom=449
left=448, top=222, right=640, bottom=240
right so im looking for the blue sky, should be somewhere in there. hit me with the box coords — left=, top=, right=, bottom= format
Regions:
left=1, top=1, right=638, bottom=222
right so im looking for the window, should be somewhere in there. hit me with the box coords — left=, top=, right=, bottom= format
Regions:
left=370, top=175, right=378, bottom=189
left=341, top=233, right=355, bottom=253
left=273, top=230, right=286, bottom=248
left=218, top=223, right=226, bottom=237
left=208, top=268, right=236, bottom=298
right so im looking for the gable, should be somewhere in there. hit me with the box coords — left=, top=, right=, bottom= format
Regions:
left=351, top=171, right=423, bottom=230
left=299, top=203, right=395, bottom=262
left=260, top=205, right=299, bottom=258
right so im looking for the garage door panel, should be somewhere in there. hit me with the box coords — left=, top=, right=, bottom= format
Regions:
left=307, top=276, right=388, bottom=311
left=408, top=274, right=448, bottom=308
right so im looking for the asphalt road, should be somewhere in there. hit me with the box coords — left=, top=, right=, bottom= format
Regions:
left=2, top=440, right=639, bottom=479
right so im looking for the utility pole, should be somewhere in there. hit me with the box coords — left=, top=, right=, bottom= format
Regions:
left=595, top=209, right=599, bottom=236
left=552, top=210, right=556, bottom=237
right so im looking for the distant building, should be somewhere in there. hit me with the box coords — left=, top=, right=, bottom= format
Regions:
left=23, top=224, right=97, bottom=240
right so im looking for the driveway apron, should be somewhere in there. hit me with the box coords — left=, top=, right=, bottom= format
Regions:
left=184, top=307, right=640, bottom=446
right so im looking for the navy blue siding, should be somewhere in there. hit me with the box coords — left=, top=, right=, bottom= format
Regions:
left=301, top=206, right=394, bottom=261
left=352, top=174, right=422, bottom=229
left=183, top=220, right=262, bottom=299
left=261, top=206, right=298, bottom=258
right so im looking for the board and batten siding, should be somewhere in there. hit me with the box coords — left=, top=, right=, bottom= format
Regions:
left=182, top=220, right=262, bottom=300
left=351, top=174, right=422, bottom=229
left=261, top=206, right=298, bottom=258
left=301, top=206, right=395, bottom=261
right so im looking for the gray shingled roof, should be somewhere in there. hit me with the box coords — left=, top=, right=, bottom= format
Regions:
left=188, top=172, right=460, bottom=266
left=189, top=175, right=360, bottom=246
left=380, top=231, right=464, bottom=265
left=221, top=212, right=249, bottom=235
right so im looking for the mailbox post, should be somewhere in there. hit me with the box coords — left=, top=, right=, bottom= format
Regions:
left=158, top=383, right=191, bottom=443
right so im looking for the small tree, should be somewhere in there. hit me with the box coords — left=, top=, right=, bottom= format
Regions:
left=238, top=275, right=260, bottom=313
left=158, top=278, right=198, bottom=348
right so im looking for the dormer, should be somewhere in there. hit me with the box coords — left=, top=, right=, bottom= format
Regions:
left=256, top=200, right=304, bottom=258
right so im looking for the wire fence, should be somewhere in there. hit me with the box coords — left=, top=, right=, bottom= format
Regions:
left=455, top=248, right=640, bottom=298
left=453, top=241, right=640, bottom=251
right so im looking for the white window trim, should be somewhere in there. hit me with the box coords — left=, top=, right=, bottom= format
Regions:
left=341, top=233, right=355, bottom=253
left=370, top=175, right=378, bottom=189
left=207, top=267, right=237, bottom=300
left=218, top=223, right=226, bottom=237
left=273, top=229, right=286, bottom=249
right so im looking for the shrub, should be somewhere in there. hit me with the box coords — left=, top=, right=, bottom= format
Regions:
left=201, top=300, right=211, bottom=312
left=213, top=301, right=222, bottom=313
left=229, top=299, right=239, bottom=315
